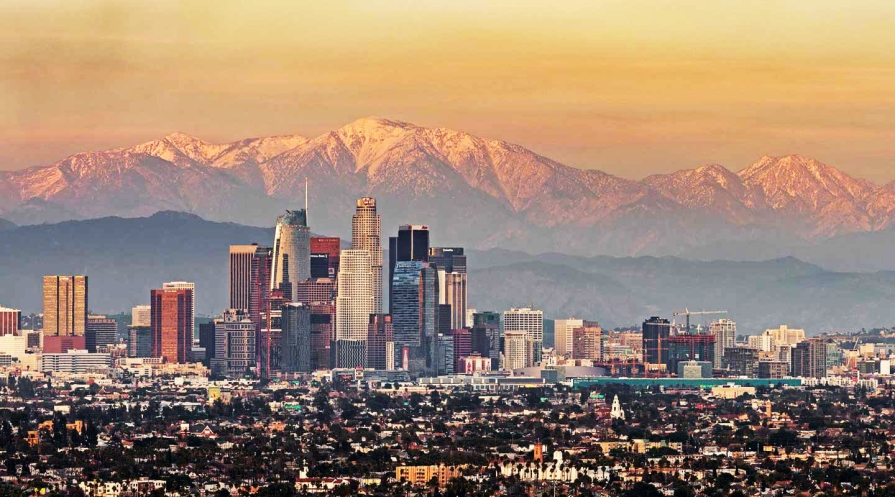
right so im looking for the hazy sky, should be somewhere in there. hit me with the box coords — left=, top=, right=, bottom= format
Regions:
left=2, top=1, right=894, bottom=181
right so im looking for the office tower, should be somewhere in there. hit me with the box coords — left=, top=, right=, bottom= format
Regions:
left=310, top=303, right=335, bottom=370
left=388, top=225, right=430, bottom=314
left=758, top=360, right=789, bottom=379
left=352, top=197, right=383, bottom=313
left=309, top=253, right=330, bottom=279
left=723, top=347, right=759, bottom=377
left=452, top=329, right=472, bottom=372
left=473, top=311, right=501, bottom=328
left=248, top=245, right=273, bottom=347
left=825, top=342, right=841, bottom=370
left=436, top=334, right=455, bottom=376
left=554, top=318, right=584, bottom=357
left=229, top=244, right=261, bottom=309
left=572, top=322, right=602, bottom=361
left=437, top=304, right=453, bottom=337
left=666, top=334, right=715, bottom=374
left=391, top=261, right=438, bottom=374
left=429, top=247, right=467, bottom=330
left=504, top=330, right=529, bottom=370
left=0, top=306, right=21, bottom=336
left=503, top=307, right=544, bottom=363
left=297, top=278, right=335, bottom=306
left=271, top=209, right=311, bottom=300
left=642, top=316, right=671, bottom=368
left=86, top=315, right=117, bottom=352
left=43, top=275, right=88, bottom=336
left=367, top=314, right=394, bottom=370
left=471, top=324, right=501, bottom=371
left=210, top=309, right=255, bottom=377
left=792, top=338, right=827, bottom=378
left=764, top=325, right=806, bottom=346
left=335, top=250, right=374, bottom=343
left=310, top=237, right=341, bottom=278
left=710, top=318, right=736, bottom=369
left=332, top=339, right=366, bottom=369
left=198, top=321, right=215, bottom=364
left=150, top=287, right=193, bottom=364
left=132, top=305, right=151, bottom=327
left=162, top=282, right=195, bottom=340
left=466, top=308, right=476, bottom=328
left=281, top=303, right=311, bottom=373
left=128, top=325, right=152, bottom=358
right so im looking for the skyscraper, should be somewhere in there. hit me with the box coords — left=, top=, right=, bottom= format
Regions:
left=367, top=313, right=394, bottom=371
left=642, top=316, right=671, bottom=372
left=43, top=275, right=88, bottom=336
left=310, top=237, right=341, bottom=279
left=430, top=247, right=468, bottom=331
left=162, top=282, right=195, bottom=340
left=666, top=334, right=715, bottom=374
left=792, top=338, right=827, bottom=378
left=296, top=278, right=335, bottom=306
left=210, top=309, right=256, bottom=377
left=554, top=318, right=584, bottom=357
left=150, top=287, right=193, bottom=364
left=229, top=244, right=260, bottom=310
left=572, top=322, right=602, bottom=361
left=0, top=306, right=21, bottom=336
left=132, top=305, right=151, bottom=327
left=248, top=245, right=273, bottom=346
left=504, top=330, right=529, bottom=371
left=388, top=225, right=429, bottom=314
left=271, top=209, right=311, bottom=300
left=281, top=303, right=311, bottom=373
left=710, top=318, right=737, bottom=369
left=334, top=249, right=373, bottom=369
left=503, top=307, right=544, bottom=363
left=352, top=197, right=383, bottom=313
left=86, top=315, right=118, bottom=352
left=391, top=260, right=438, bottom=374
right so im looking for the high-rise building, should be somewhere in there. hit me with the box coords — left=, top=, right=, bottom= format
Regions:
left=281, top=303, right=311, bottom=373
left=554, top=318, right=584, bottom=357
left=723, top=347, right=759, bottom=377
left=473, top=311, right=501, bottom=328
left=710, top=319, right=737, bottom=369
left=504, top=330, right=529, bottom=370
left=210, top=309, right=256, bottom=377
left=572, top=322, right=602, bottom=361
left=471, top=324, right=501, bottom=371
left=391, top=261, right=438, bottom=374
left=367, top=314, right=394, bottom=371
left=150, top=287, right=193, bottom=364
left=642, top=316, right=671, bottom=369
left=764, top=325, right=806, bottom=347
left=198, top=321, right=215, bottom=364
left=452, top=329, right=472, bottom=372
left=388, top=225, right=429, bottom=314
left=131, top=305, right=151, bottom=327
left=310, top=303, right=335, bottom=370
left=248, top=245, right=273, bottom=352
left=86, top=315, right=117, bottom=352
left=271, top=210, right=311, bottom=300
left=128, top=325, right=152, bottom=358
left=503, top=307, right=543, bottom=363
left=758, top=360, right=789, bottom=379
left=335, top=250, right=374, bottom=342
left=436, top=334, right=455, bottom=376
left=43, top=275, right=88, bottom=336
left=352, top=198, right=383, bottom=313
left=0, top=306, right=21, bottom=336
left=437, top=304, right=453, bottom=337
left=296, top=278, right=335, bottom=306
left=162, top=282, right=195, bottom=340
left=310, top=237, right=341, bottom=278
left=229, top=244, right=261, bottom=310
left=667, top=334, right=715, bottom=374
left=792, top=338, right=827, bottom=378
left=429, top=247, right=467, bottom=330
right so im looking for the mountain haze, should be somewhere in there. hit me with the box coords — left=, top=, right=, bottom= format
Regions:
left=3, top=117, right=895, bottom=256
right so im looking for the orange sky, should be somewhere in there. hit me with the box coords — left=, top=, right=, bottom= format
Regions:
left=2, top=1, right=894, bottom=181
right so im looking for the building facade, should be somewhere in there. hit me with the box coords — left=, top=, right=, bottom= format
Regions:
left=131, top=305, right=151, bottom=327
left=0, top=306, right=21, bottom=336
left=572, top=322, right=602, bottom=361
left=86, top=315, right=118, bottom=352
left=792, top=338, right=827, bottom=378
left=211, top=309, right=256, bottom=377
left=43, top=275, right=88, bottom=336
left=150, top=287, right=193, bottom=364
left=388, top=225, right=429, bottom=314
left=161, top=282, right=195, bottom=340
left=504, top=307, right=544, bottom=364
left=642, top=316, right=671, bottom=368
left=352, top=197, right=383, bottom=313
left=271, top=209, right=311, bottom=300
left=281, top=303, right=311, bottom=373
left=554, top=318, right=584, bottom=357
left=391, top=261, right=438, bottom=374
left=367, top=314, right=394, bottom=371
left=710, top=318, right=737, bottom=369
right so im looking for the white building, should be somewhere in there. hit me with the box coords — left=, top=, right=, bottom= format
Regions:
left=504, top=307, right=544, bottom=362
left=335, top=250, right=374, bottom=342
left=554, top=318, right=584, bottom=357
left=710, top=318, right=737, bottom=369
left=40, top=350, right=111, bottom=373
left=504, top=330, right=530, bottom=371
left=131, top=305, right=151, bottom=327
left=0, top=334, right=27, bottom=362
left=351, top=197, right=383, bottom=313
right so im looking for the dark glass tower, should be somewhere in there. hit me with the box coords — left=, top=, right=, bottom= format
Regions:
left=642, top=316, right=671, bottom=370
left=281, top=303, right=311, bottom=373
left=391, top=260, right=438, bottom=375
left=388, top=225, right=430, bottom=314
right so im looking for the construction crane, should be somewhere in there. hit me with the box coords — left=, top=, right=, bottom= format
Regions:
left=672, top=309, right=728, bottom=334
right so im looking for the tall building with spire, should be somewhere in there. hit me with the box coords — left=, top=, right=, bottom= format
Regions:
left=271, top=209, right=310, bottom=301
left=352, top=197, right=382, bottom=313
left=43, top=275, right=88, bottom=337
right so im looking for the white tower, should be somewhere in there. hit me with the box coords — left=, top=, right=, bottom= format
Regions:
left=610, top=395, right=625, bottom=421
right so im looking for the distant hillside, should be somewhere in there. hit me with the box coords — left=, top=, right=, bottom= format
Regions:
left=0, top=218, right=15, bottom=231
left=2, top=212, right=894, bottom=333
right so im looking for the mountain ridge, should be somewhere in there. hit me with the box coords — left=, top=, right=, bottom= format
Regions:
left=2, top=116, right=892, bottom=256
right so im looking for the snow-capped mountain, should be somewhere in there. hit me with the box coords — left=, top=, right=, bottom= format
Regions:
left=1, top=116, right=892, bottom=256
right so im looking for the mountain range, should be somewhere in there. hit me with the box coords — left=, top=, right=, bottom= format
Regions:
left=3, top=117, right=895, bottom=257
left=2, top=212, right=895, bottom=333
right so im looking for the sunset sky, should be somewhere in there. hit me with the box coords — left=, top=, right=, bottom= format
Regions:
left=2, top=1, right=894, bottom=181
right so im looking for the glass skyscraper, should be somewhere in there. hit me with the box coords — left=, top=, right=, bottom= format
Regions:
left=271, top=209, right=310, bottom=301
left=391, top=260, right=438, bottom=375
